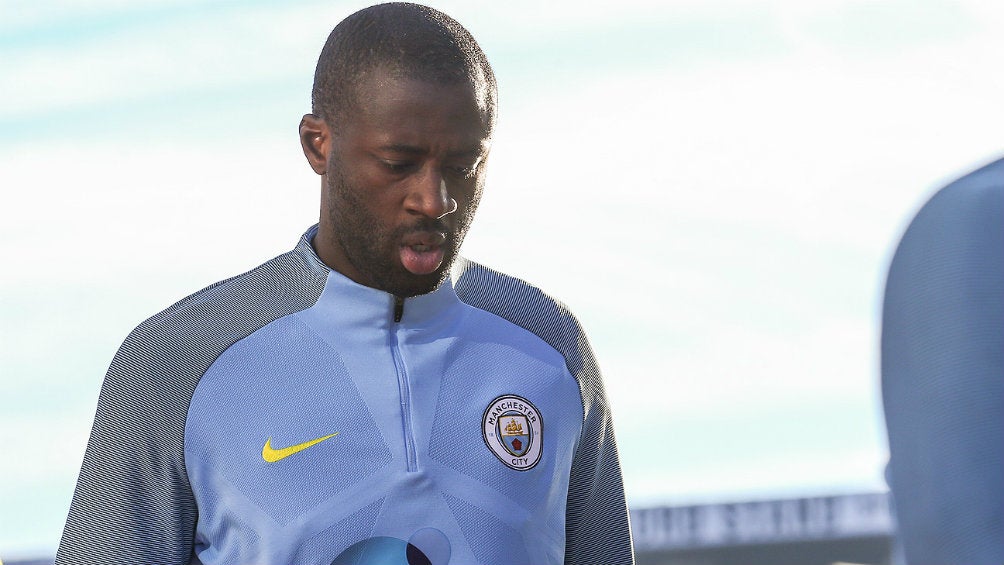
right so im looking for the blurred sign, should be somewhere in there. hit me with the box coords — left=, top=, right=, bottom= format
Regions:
left=631, top=492, right=894, bottom=550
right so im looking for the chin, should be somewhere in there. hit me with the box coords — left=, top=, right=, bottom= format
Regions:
left=385, top=251, right=457, bottom=297
left=395, top=270, right=449, bottom=297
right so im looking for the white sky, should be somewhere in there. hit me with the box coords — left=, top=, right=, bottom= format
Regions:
left=2, top=0, right=1004, bottom=558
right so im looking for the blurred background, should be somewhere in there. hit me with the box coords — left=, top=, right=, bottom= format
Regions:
left=2, top=0, right=1003, bottom=562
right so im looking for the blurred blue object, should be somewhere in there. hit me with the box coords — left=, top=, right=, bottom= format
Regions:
left=882, top=157, right=1004, bottom=564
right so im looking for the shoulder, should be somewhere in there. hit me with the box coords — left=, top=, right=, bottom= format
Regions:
left=452, top=258, right=606, bottom=406
left=903, top=156, right=1004, bottom=242
left=883, top=157, right=1004, bottom=385
left=889, top=157, right=1004, bottom=289
left=111, top=246, right=328, bottom=389
left=452, top=258, right=585, bottom=356
left=943, top=155, right=1004, bottom=195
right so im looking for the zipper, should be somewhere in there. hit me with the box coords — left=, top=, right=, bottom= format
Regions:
left=390, top=296, right=418, bottom=472
left=393, top=295, right=404, bottom=323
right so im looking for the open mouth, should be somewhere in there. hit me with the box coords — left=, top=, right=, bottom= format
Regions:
left=400, top=232, right=447, bottom=275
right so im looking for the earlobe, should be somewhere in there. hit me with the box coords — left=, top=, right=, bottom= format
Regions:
left=299, top=113, right=330, bottom=175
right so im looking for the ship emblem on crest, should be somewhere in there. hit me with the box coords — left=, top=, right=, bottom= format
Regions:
left=482, top=394, right=542, bottom=471
left=501, top=415, right=530, bottom=456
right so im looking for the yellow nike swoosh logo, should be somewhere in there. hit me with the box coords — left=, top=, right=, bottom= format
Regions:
left=262, top=432, right=339, bottom=463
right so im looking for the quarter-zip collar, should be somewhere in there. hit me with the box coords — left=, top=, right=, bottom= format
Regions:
left=308, top=268, right=462, bottom=329
left=296, top=225, right=463, bottom=332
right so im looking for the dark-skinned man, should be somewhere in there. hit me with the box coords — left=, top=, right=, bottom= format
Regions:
left=57, top=4, right=633, bottom=564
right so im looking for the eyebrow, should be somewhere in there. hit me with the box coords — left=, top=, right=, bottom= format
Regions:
left=379, top=144, right=424, bottom=155
left=378, top=143, right=487, bottom=158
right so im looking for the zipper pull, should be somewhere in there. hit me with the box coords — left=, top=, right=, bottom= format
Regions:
left=393, top=296, right=405, bottom=323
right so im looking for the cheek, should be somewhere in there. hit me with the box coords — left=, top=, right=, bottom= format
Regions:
left=452, top=172, right=484, bottom=200
left=461, top=178, right=485, bottom=211
left=455, top=193, right=482, bottom=231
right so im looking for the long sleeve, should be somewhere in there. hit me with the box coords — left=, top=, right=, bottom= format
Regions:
left=55, top=325, right=199, bottom=564
left=562, top=333, right=634, bottom=565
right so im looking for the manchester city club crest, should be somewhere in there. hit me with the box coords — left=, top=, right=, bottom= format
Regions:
left=482, top=394, right=543, bottom=471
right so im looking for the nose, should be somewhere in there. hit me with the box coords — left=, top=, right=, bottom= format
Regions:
left=405, top=167, right=455, bottom=219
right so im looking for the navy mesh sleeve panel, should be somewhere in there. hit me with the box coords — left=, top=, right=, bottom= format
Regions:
left=882, top=157, right=1004, bottom=564
left=56, top=233, right=329, bottom=564
left=453, top=259, right=635, bottom=565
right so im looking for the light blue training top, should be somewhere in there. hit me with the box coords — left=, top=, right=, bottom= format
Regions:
left=56, top=225, right=634, bottom=565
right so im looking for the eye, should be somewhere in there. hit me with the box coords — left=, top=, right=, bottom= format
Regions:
left=381, top=160, right=414, bottom=174
left=447, top=162, right=478, bottom=179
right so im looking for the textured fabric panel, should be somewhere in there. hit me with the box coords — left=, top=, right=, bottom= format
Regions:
left=192, top=490, right=264, bottom=565
left=442, top=492, right=531, bottom=565
left=187, top=315, right=392, bottom=527
left=291, top=498, right=386, bottom=564
left=882, top=157, right=1004, bottom=565
left=56, top=231, right=330, bottom=565
left=453, top=259, right=635, bottom=565
left=427, top=337, right=577, bottom=511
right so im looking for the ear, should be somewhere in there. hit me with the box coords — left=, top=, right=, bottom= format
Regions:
left=299, top=113, right=330, bottom=175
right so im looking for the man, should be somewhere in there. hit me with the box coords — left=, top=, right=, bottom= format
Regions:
left=56, top=4, right=634, bottom=564
left=882, top=157, right=1003, bottom=564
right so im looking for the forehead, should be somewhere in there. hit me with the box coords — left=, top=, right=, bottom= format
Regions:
left=340, top=70, right=492, bottom=152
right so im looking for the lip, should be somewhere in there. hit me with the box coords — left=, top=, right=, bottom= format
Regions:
left=400, top=230, right=447, bottom=249
left=399, top=231, right=448, bottom=275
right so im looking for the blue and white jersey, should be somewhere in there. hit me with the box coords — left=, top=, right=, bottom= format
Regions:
left=57, top=226, right=634, bottom=565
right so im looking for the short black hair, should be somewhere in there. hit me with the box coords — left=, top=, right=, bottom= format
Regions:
left=311, top=2, right=497, bottom=132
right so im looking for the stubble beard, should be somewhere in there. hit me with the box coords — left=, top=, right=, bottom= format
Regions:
left=324, top=168, right=476, bottom=298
